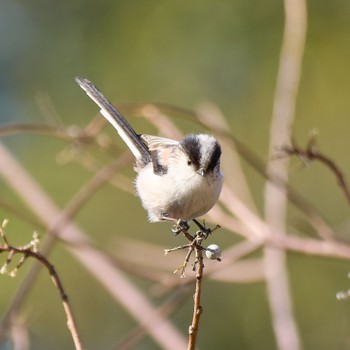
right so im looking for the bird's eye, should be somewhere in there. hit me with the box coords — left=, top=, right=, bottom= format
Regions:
left=187, top=160, right=192, bottom=166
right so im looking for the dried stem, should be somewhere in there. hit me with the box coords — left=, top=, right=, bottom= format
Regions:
left=165, top=225, right=209, bottom=350
left=187, top=244, right=204, bottom=350
left=0, top=228, right=84, bottom=350
left=283, top=142, right=350, bottom=206
left=0, top=123, right=90, bottom=142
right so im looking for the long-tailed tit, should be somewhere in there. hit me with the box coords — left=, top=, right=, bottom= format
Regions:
left=75, top=77, right=223, bottom=232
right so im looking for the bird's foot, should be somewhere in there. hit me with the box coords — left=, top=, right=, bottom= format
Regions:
left=171, top=220, right=190, bottom=235
left=161, top=215, right=190, bottom=235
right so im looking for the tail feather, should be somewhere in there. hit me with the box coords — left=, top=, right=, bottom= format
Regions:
left=75, top=77, right=151, bottom=164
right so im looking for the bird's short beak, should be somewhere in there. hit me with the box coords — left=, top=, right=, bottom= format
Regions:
left=197, top=168, right=205, bottom=177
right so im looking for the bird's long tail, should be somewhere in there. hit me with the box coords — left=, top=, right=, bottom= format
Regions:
left=75, top=77, right=151, bottom=164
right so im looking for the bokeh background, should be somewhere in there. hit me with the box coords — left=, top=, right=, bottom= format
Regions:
left=1, top=1, right=350, bottom=349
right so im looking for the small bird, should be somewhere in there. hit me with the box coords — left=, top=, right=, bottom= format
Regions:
left=75, top=77, right=223, bottom=233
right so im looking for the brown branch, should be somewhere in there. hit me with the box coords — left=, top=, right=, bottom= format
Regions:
left=0, top=229, right=84, bottom=350
left=0, top=120, right=124, bottom=160
left=165, top=224, right=210, bottom=350
left=283, top=143, right=350, bottom=206
left=0, top=123, right=89, bottom=141
left=187, top=245, right=204, bottom=350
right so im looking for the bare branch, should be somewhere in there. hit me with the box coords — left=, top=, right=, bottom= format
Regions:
left=0, top=123, right=89, bottom=141
left=264, top=0, right=307, bottom=349
left=283, top=142, right=350, bottom=206
left=164, top=223, right=217, bottom=350
left=187, top=244, right=204, bottom=350
left=0, top=226, right=84, bottom=350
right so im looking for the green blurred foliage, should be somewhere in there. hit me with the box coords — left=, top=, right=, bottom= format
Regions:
left=1, top=0, right=350, bottom=349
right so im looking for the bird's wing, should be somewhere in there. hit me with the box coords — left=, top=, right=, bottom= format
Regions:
left=141, top=135, right=179, bottom=151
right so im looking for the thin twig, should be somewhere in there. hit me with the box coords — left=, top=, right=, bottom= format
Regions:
left=173, top=247, right=195, bottom=278
left=187, top=244, right=204, bottom=350
left=283, top=143, right=350, bottom=206
left=0, top=230, right=84, bottom=350
left=165, top=224, right=209, bottom=350
left=0, top=123, right=89, bottom=141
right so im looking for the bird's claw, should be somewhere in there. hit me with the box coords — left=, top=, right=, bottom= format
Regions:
left=171, top=220, right=190, bottom=235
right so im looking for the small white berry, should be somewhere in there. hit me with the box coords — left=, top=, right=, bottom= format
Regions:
left=205, top=244, right=222, bottom=260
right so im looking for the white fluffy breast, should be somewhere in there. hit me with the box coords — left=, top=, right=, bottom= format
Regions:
left=135, top=154, right=223, bottom=222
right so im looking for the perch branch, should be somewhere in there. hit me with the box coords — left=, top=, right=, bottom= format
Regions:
left=187, top=243, right=204, bottom=350
left=166, top=223, right=215, bottom=350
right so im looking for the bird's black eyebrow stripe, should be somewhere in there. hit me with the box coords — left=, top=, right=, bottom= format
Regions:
left=207, top=142, right=221, bottom=172
left=180, top=135, right=201, bottom=169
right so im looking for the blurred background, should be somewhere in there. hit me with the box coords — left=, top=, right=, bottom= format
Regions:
left=1, top=1, right=350, bottom=349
